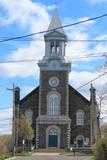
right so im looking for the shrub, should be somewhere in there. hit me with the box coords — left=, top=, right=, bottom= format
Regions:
left=93, top=136, right=107, bottom=160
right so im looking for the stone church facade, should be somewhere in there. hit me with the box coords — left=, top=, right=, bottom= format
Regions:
left=15, top=10, right=100, bottom=149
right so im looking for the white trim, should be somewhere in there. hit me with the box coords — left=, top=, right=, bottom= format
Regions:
left=49, top=77, right=59, bottom=87
left=47, top=91, right=61, bottom=116
left=76, top=135, right=85, bottom=148
left=67, top=123, right=71, bottom=149
left=76, top=110, right=84, bottom=126
left=36, top=123, right=39, bottom=149
left=46, top=125, right=60, bottom=149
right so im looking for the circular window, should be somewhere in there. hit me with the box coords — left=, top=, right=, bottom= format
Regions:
left=49, top=77, right=59, bottom=87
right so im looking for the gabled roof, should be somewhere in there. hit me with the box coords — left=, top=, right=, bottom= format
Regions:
left=47, top=9, right=65, bottom=35
left=69, top=85, right=90, bottom=105
left=19, top=86, right=39, bottom=105
left=19, top=85, right=90, bottom=106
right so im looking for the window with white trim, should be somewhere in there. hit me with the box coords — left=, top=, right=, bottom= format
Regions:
left=48, top=93, right=59, bottom=115
left=25, top=110, right=33, bottom=124
left=76, top=110, right=84, bottom=126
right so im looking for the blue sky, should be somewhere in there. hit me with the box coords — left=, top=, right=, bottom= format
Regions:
left=0, top=0, right=107, bottom=134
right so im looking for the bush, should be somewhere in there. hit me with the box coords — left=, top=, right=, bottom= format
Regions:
left=0, top=135, right=12, bottom=154
left=93, top=136, right=107, bottom=160
left=0, top=141, right=7, bottom=155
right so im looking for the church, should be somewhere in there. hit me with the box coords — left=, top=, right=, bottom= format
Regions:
left=15, top=10, right=100, bottom=149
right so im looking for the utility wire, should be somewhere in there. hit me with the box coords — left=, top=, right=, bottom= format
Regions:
left=1, top=37, right=107, bottom=42
left=0, top=53, right=106, bottom=64
left=0, top=12, right=107, bottom=43
left=76, top=72, right=107, bottom=90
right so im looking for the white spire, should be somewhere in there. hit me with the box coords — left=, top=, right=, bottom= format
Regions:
left=48, top=9, right=65, bottom=34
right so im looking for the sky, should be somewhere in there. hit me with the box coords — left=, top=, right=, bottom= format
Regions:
left=0, top=0, right=107, bottom=134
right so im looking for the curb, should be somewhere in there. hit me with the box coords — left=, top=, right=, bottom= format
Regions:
left=33, top=152, right=60, bottom=156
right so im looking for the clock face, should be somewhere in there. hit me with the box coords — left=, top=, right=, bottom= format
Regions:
left=49, top=77, right=59, bottom=87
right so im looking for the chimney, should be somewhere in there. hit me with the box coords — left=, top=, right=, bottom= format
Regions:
left=14, top=86, right=20, bottom=105
left=90, top=84, right=96, bottom=104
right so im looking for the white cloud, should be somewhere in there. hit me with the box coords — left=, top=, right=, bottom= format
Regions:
left=65, top=17, right=94, bottom=58
left=0, top=0, right=51, bottom=77
left=0, top=41, right=44, bottom=77
left=0, top=108, right=12, bottom=134
left=0, top=0, right=50, bottom=31
left=69, top=70, right=107, bottom=119
left=69, top=71, right=107, bottom=95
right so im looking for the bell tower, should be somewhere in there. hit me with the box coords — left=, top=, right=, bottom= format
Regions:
left=44, top=9, right=67, bottom=59
left=36, top=9, right=71, bottom=149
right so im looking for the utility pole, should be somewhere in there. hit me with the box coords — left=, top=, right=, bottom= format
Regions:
left=7, top=84, right=16, bottom=157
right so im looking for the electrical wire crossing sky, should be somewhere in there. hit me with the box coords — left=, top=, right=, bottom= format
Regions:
left=0, top=0, right=107, bottom=134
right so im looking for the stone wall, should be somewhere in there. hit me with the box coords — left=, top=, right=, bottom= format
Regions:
left=69, top=86, right=90, bottom=144
left=19, top=87, right=39, bottom=144
left=38, top=124, right=68, bottom=148
left=40, top=71, right=69, bottom=115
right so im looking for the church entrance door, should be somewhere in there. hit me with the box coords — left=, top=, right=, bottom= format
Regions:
left=78, top=139, right=83, bottom=147
left=76, top=135, right=84, bottom=148
left=48, top=128, right=58, bottom=148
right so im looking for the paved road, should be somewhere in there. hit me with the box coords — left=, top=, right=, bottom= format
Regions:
left=14, top=155, right=92, bottom=160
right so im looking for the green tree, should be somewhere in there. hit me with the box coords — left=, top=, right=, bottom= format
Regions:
left=18, top=114, right=34, bottom=141
left=94, top=125, right=107, bottom=160
left=101, top=124, right=107, bottom=137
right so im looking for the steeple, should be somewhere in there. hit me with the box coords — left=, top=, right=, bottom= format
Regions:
left=47, top=9, right=65, bottom=35
left=38, top=9, right=71, bottom=73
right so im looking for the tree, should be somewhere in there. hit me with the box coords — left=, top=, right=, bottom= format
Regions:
left=18, top=114, right=34, bottom=141
left=0, top=134, right=12, bottom=154
left=93, top=124, right=107, bottom=160
left=101, top=124, right=107, bottom=138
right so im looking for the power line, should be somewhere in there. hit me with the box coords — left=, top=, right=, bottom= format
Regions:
left=76, top=72, right=107, bottom=90
left=0, top=12, right=107, bottom=43
left=0, top=53, right=106, bottom=64
left=1, top=37, right=107, bottom=42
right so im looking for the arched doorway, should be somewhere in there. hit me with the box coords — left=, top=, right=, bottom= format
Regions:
left=76, top=135, right=84, bottom=148
left=48, top=128, right=58, bottom=147
left=46, top=126, right=60, bottom=148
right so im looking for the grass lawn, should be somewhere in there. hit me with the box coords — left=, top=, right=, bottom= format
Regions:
left=16, top=152, right=32, bottom=157
left=0, top=155, right=11, bottom=160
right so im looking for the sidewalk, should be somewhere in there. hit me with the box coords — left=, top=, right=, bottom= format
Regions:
left=33, top=152, right=60, bottom=156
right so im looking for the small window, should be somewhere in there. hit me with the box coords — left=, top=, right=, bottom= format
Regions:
left=25, top=110, right=33, bottom=124
left=76, top=110, right=84, bottom=126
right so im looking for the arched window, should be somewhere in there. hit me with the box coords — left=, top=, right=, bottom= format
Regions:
left=25, top=110, right=33, bottom=124
left=56, top=41, right=60, bottom=55
left=49, top=128, right=58, bottom=135
left=48, top=93, right=60, bottom=115
left=51, top=41, right=55, bottom=54
left=76, top=110, right=84, bottom=126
